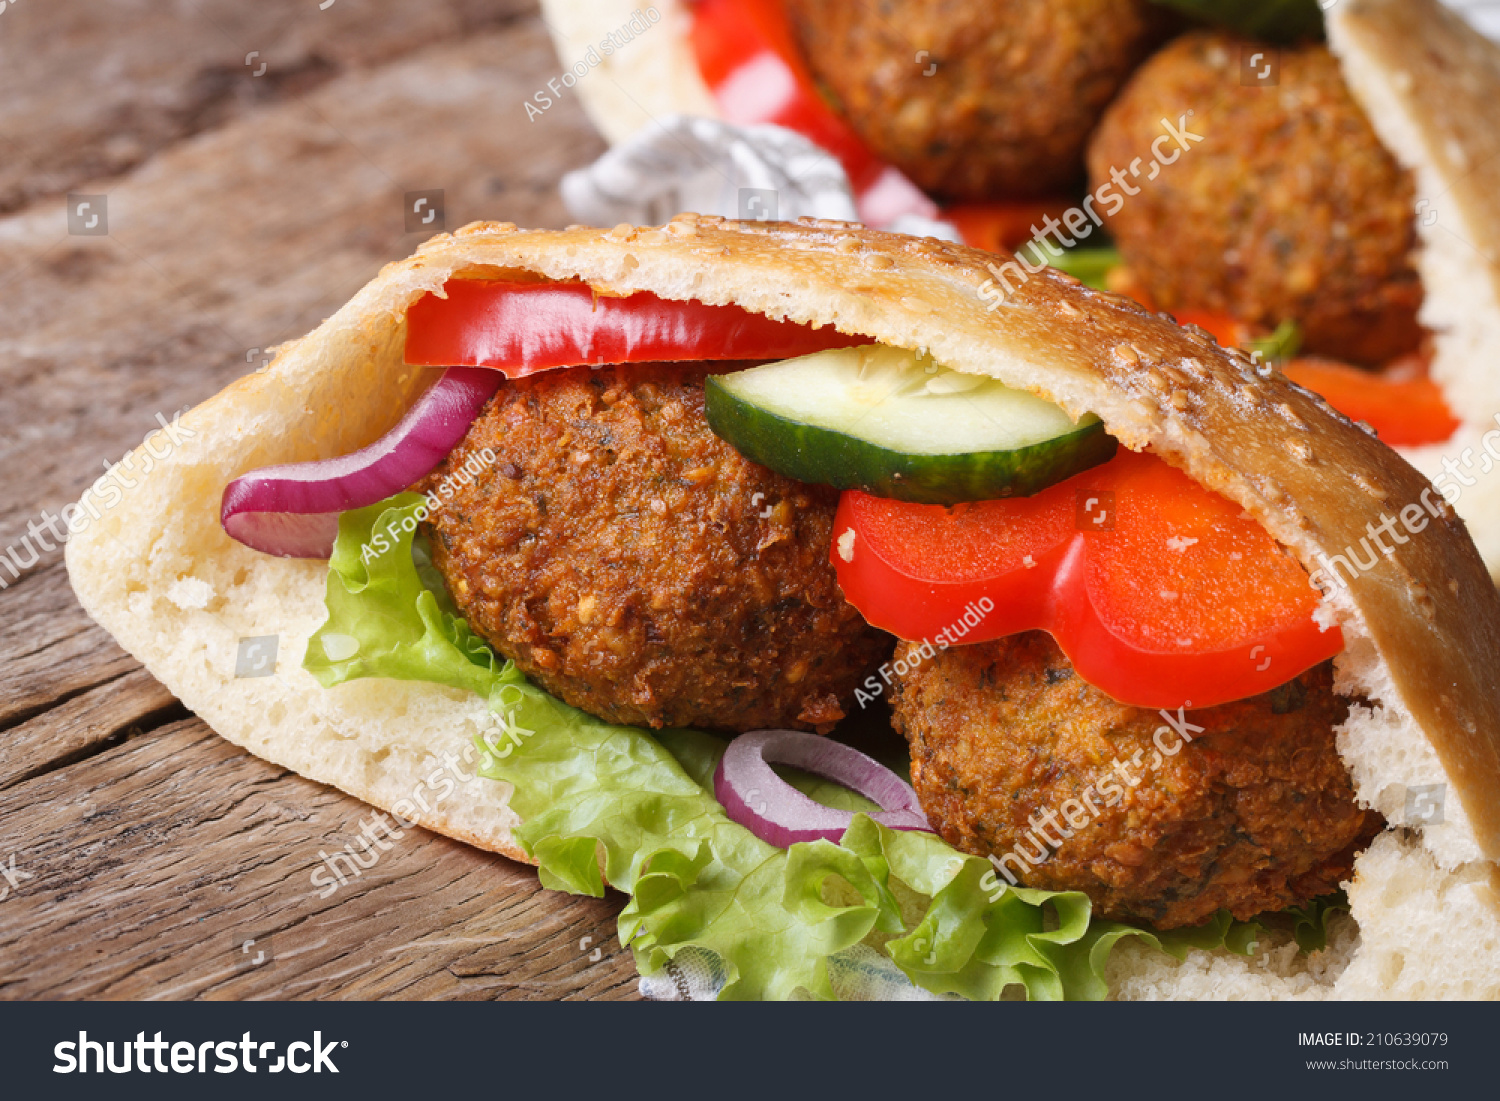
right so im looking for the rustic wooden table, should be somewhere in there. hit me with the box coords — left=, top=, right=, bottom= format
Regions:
left=0, top=0, right=646, bottom=999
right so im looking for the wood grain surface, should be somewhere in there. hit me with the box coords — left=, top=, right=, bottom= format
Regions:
left=0, top=0, right=648, bottom=1000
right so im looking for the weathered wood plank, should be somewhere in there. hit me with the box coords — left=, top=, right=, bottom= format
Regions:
left=0, top=561, right=141, bottom=731
left=0, top=0, right=535, bottom=215
left=0, top=665, right=182, bottom=793
left=0, top=5, right=646, bottom=1002
left=0, top=718, right=638, bottom=1000
left=0, top=15, right=606, bottom=570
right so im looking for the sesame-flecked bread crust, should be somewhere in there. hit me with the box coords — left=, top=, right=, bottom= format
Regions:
left=65, top=218, right=1500, bottom=997
left=436, top=216, right=1500, bottom=856
left=1326, top=0, right=1500, bottom=584
left=1329, top=0, right=1500, bottom=426
left=546, top=0, right=1500, bottom=582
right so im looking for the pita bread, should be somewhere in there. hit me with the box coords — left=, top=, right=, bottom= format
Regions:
left=1326, top=0, right=1500, bottom=584
left=544, top=0, right=1500, bottom=581
left=1329, top=0, right=1500, bottom=430
left=66, top=217, right=1500, bottom=997
left=538, top=0, right=714, bottom=145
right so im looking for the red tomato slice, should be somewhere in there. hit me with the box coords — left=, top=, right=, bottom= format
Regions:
left=834, top=449, right=1342, bottom=709
left=404, top=280, right=866, bottom=376
left=690, top=0, right=936, bottom=220
left=691, top=0, right=878, bottom=189
left=1284, top=356, right=1458, bottom=448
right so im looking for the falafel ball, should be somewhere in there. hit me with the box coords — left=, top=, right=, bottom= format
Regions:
left=784, top=0, right=1173, bottom=201
left=1087, top=31, right=1423, bottom=366
left=890, top=631, right=1381, bottom=929
left=420, top=362, right=891, bottom=734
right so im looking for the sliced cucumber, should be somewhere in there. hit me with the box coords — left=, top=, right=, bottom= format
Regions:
left=705, top=345, right=1116, bottom=503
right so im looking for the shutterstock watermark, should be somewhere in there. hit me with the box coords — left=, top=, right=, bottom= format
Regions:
left=977, top=113, right=1204, bottom=312
left=0, top=408, right=194, bottom=589
left=1308, top=489, right=1452, bottom=593
left=1308, top=413, right=1500, bottom=592
left=0, top=853, right=33, bottom=901
left=1404, top=783, right=1446, bottom=827
left=309, top=744, right=482, bottom=899
left=53, top=1032, right=344, bottom=1074
left=309, top=687, right=530, bottom=898
left=1423, top=415, right=1500, bottom=507
left=978, top=705, right=1205, bottom=900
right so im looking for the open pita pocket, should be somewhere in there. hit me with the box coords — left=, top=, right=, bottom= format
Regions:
left=546, top=0, right=1500, bottom=580
left=67, top=217, right=1500, bottom=997
left=1328, top=0, right=1500, bottom=579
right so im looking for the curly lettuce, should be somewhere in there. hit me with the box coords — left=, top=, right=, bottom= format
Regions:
left=304, top=494, right=1278, bottom=1000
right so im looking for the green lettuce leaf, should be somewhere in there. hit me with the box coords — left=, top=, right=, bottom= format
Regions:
left=303, top=493, right=1275, bottom=1000
left=1278, top=892, right=1349, bottom=954
left=304, top=494, right=502, bottom=699
left=1148, top=0, right=1325, bottom=43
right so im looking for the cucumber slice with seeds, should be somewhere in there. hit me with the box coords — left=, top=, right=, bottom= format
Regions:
left=705, top=345, right=1115, bottom=503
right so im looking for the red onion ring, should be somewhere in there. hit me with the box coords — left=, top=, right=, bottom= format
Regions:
left=220, top=366, right=502, bottom=558
left=713, top=729, right=933, bottom=849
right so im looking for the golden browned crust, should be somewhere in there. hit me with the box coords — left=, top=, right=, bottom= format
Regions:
left=1087, top=31, right=1423, bottom=365
left=785, top=0, right=1172, bottom=201
left=406, top=216, right=1500, bottom=861
left=891, top=635, right=1381, bottom=929
left=421, top=363, right=891, bottom=733
left=66, top=216, right=1500, bottom=874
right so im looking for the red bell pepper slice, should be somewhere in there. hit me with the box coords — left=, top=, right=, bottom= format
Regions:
left=1284, top=356, right=1458, bottom=448
left=945, top=200, right=1080, bottom=255
left=1164, top=311, right=1457, bottom=448
left=689, top=0, right=935, bottom=221
left=404, top=281, right=866, bottom=376
left=833, top=448, right=1342, bottom=709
